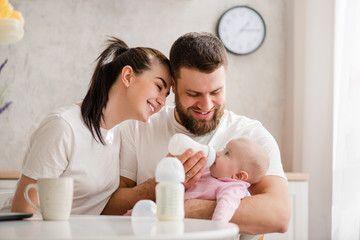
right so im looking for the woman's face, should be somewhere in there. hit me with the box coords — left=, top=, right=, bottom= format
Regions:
left=129, top=60, right=172, bottom=122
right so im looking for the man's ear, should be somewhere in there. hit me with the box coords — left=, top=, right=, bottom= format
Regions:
left=232, top=171, right=248, bottom=181
left=121, top=65, right=134, bottom=88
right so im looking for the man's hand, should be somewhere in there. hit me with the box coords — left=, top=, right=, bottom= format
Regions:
left=168, top=149, right=206, bottom=189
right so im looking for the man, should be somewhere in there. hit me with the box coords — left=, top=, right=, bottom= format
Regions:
left=102, top=32, right=291, bottom=235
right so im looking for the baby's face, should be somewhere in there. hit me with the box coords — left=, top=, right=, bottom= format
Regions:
left=210, top=140, right=242, bottom=179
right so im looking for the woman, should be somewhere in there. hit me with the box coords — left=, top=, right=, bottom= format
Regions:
left=11, top=37, right=172, bottom=214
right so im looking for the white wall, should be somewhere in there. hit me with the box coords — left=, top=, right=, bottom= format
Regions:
left=333, top=0, right=360, bottom=238
left=302, top=0, right=334, bottom=236
left=0, top=0, right=287, bottom=171
left=286, top=0, right=334, bottom=239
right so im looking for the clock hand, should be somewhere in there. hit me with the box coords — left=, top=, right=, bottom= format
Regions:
left=237, top=21, right=250, bottom=35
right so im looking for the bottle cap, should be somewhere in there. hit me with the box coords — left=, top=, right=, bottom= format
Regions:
left=205, top=146, right=216, bottom=168
left=132, top=200, right=157, bottom=218
left=155, top=157, right=185, bottom=182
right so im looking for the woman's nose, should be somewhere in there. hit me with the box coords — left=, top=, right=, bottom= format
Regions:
left=157, top=94, right=166, bottom=107
left=154, top=94, right=166, bottom=113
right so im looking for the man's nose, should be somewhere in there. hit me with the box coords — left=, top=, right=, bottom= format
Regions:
left=198, top=95, right=214, bottom=111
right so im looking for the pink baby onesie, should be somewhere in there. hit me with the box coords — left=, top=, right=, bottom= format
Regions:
left=184, top=170, right=250, bottom=222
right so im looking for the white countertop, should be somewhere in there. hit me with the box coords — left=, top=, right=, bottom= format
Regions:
left=0, top=215, right=239, bottom=240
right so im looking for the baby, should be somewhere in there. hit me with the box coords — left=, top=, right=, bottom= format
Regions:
left=184, top=138, right=270, bottom=222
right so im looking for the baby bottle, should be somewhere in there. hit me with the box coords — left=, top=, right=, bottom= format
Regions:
left=168, top=133, right=216, bottom=168
left=155, top=157, right=185, bottom=221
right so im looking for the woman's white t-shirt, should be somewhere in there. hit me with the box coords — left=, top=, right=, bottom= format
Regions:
left=22, top=104, right=120, bottom=214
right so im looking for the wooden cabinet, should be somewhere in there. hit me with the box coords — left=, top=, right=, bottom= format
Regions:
left=266, top=173, right=309, bottom=240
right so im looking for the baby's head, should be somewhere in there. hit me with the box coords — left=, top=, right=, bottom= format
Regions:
left=209, top=138, right=269, bottom=184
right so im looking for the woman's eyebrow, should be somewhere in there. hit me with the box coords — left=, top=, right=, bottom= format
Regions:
left=156, top=77, right=168, bottom=89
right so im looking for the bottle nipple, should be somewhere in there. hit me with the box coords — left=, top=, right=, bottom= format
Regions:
left=205, top=147, right=216, bottom=168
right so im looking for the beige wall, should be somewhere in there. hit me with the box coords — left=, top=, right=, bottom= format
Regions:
left=0, top=1, right=287, bottom=171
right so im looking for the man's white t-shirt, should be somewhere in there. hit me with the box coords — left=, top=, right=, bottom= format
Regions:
left=120, top=106, right=286, bottom=184
left=22, top=104, right=121, bottom=214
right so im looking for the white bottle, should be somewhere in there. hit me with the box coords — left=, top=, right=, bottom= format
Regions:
left=168, top=133, right=216, bottom=168
left=155, top=157, right=185, bottom=221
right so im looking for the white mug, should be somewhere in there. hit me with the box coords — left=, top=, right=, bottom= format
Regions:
left=24, top=177, right=74, bottom=221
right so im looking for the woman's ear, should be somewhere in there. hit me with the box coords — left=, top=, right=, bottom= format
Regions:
left=121, top=65, right=134, bottom=88
left=172, top=79, right=176, bottom=94
left=232, top=171, right=248, bottom=181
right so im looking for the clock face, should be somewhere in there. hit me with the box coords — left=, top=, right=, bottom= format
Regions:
left=217, top=6, right=266, bottom=55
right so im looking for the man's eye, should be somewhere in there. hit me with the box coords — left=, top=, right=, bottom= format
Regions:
left=211, top=90, right=221, bottom=95
left=225, top=151, right=229, bottom=156
left=187, top=92, right=199, bottom=97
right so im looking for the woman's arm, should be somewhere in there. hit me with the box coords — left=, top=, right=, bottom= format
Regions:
left=184, top=175, right=291, bottom=235
left=102, top=149, right=206, bottom=215
left=11, top=175, right=39, bottom=214
left=101, top=176, right=156, bottom=215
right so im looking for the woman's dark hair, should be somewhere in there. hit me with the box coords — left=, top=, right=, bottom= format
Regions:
left=81, top=37, right=170, bottom=144
left=169, top=32, right=228, bottom=83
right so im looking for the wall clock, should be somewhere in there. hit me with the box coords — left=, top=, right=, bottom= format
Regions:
left=217, top=6, right=266, bottom=55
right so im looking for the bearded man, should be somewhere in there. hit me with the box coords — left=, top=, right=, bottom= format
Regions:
left=102, top=32, right=291, bottom=236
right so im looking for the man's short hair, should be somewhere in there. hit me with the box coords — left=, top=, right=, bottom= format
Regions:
left=169, top=32, right=228, bottom=82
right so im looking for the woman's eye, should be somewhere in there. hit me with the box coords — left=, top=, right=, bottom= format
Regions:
left=225, top=151, right=229, bottom=156
left=156, top=84, right=162, bottom=91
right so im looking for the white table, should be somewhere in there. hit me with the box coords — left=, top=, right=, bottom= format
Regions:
left=0, top=215, right=239, bottom=240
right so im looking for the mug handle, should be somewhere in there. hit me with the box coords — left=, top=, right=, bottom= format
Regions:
left=24, top=183, right=41, bottom=213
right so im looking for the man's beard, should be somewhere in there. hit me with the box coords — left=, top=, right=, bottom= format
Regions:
left=174, top=94, right=224, bottom=136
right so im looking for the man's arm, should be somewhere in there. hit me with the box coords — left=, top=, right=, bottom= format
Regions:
left=232, top=176, right=291, bottom=234
left=184, top=175, right=291, bottom=235
left=101, top=176, right=156, bottom=215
